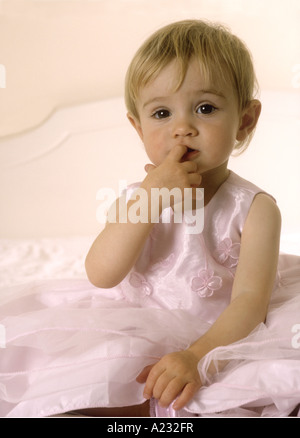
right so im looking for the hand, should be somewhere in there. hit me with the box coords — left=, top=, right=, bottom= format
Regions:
left=136, top=350, right=202, bottom=411
left=142, top=145, right=202, bottom=196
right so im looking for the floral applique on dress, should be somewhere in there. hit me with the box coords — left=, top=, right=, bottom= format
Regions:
left=191, top=267, right=222, bottom=298
left=128, top=272, right=153, bottom=297
left=214, top=237, right=240, bottom=269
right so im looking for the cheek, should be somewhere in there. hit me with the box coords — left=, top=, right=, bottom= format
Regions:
left=143, top=139, right=159, bottom=164
left=212, top=123, right=237, bottom=148
left=202, top=124, right=236, bottom=161
left=143, top=132, right=167, bottom=165
left=145, top=146, right=164, bottom=166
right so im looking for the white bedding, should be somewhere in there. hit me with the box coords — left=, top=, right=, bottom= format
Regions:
left=0, top=236, right=93, bottom=288
left=1, top=234, right=299, bottom=289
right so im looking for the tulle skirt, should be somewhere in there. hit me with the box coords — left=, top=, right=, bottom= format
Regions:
left=0, top=254, right=300, bottom=417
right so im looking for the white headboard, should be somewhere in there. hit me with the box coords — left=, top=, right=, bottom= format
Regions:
left=0, top=91, right=299, bottom=243
left=0, top=97, right=148, bottom=237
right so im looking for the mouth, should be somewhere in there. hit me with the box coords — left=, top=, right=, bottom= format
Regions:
left=182, top=146, right=199, bottom=161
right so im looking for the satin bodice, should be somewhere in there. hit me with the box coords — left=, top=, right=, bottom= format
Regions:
left=120, top=171, right=271, bottom=324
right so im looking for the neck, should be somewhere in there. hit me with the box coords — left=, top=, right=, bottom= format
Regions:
left=196, top=162, right=230, bottom=207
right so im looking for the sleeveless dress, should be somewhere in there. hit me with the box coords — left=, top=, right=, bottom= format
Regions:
left=0, top=171, right=300, bottom=417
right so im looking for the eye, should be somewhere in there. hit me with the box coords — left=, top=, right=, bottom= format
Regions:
left=196, top=104, right=217, bottom=115
left=151, top=109, right=171, bottom=119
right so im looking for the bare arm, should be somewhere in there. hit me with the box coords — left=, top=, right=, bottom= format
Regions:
left=138, top=193, right=281, bottom=410
left=85, top=197, right=155, bottom=288
left=85, top=145, right=201, bottom=288
left=188, top=193, right=281, bottom=358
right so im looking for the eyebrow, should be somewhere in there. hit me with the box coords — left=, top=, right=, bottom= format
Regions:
left=143, top=89, right=226, bottom=109
left=200, top=89, right=226, bottom=98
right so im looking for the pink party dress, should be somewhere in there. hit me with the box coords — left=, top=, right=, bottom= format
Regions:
left=0, top=171, right=300, bottom=417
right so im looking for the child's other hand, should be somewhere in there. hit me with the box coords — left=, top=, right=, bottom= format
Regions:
left=136, top=350, right=202, bottom=411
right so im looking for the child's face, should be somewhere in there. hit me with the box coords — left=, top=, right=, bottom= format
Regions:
left=129, top=58, right=245, bottom=176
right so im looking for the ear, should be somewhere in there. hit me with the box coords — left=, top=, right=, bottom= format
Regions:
left=236, top=99, right=261, bottom=142
left=127, top=112, right=144, bottom=141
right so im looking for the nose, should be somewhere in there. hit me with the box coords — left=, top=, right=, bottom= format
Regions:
left=172, top=115, right=198, bottom=138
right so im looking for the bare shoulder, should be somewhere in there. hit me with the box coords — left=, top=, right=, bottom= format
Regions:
left=245, top=192, right=281, bottom=233
left=242, top=192, right=282, bottom=256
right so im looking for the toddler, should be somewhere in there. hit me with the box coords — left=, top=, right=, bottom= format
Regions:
left=1, top=19, right=300, bottom=418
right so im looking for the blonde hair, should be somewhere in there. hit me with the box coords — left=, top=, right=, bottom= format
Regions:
left=125, top=19, right=259, bottom=153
